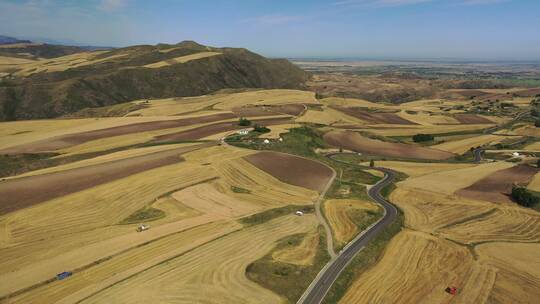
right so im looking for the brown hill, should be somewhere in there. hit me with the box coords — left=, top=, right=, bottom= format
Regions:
left=0, top=41, right=309, bottom=120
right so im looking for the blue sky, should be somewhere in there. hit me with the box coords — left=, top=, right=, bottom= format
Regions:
left=1, top=0, right=539, bottom=60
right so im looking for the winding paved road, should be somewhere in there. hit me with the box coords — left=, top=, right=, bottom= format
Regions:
left=298, top=156, right=398, bottom=304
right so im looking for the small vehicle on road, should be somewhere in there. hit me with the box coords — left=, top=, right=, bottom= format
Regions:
left=136, top=224, right=150, bottom=232
left=57, top=271, right=72, bottom=280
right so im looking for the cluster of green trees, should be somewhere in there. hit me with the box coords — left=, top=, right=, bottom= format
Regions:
left=253, top=124, right=270, bottom=133
left=511, top=186, right=540, bottom=208
left=412, top=133, right=434, bottom=142
left=238, top=117, right=251, bottom=126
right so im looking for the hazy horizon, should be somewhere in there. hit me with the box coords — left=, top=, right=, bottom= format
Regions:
left=1, top=0, right=540, bottom=60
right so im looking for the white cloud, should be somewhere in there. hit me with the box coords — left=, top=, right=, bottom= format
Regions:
left=98, top=0, right=128, bottom=12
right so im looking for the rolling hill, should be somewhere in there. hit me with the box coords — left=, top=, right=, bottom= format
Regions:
left=0, top=41, right=309, bottom=120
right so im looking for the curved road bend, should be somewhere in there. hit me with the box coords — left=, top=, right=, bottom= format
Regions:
left=298, top=161, right=398, bottom=304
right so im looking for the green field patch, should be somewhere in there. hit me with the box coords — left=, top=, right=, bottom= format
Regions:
left=120, top=207, right=166, bottom=224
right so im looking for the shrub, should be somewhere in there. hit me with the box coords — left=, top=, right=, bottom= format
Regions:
left=369, top=159, right=375, bottom=167
left=238, top=117, right=251, bottom=126
left=535, top=120, right=540, bottom=128
left=412, top=133, right=434, bottom=142
left=511, top=186, right=540, bottom=208
left=253, top=124, right=270, bottom=133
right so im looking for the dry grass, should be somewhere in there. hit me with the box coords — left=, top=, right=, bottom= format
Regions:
left=272, top=231, right=320, bottom=266
left=324, top=199, right=379, bottom=246
left=10, top=51, right=128, bottom=76
left=259, top=123, right=301, bottom=139
left=432, top=134, right=506, bottom=154
left=143, top=51, right=222, bottom=68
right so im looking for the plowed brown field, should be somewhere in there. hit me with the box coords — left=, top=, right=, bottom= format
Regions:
left=1, top=113, right=235, bottom=153
left=324, top=130, right=454, bottom=160
left=456, top=165, right=539, bottom=203
left=244, top=151, right=333, bottom=192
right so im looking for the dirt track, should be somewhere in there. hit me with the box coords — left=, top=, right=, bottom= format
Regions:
left=324, top=130, right=454, bottom=160
left=154, top=117, right=292, bottom=142
left=244, top=151, right=333, bottom=192
left=456, top=164, right=539, bottom=203
left=1, top=113, right=235, bottom=153
left=0, top=143, right=211, bottom=215
left=454, top=114, right=494, bottom=124
left=330, top=106, right=416, bottom=125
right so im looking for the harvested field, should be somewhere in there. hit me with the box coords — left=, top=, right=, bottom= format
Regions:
left=77, top=215, right=318, bottom=304
left=0, top=117, right=179, bottom=151
left=389, top=187, right=494, bottom=232
left=438, top=206, right=540, bottom=244
left=456, top=164, right=539, bottom=203
left=295, top=107, right=364, bottom=126
left=143, top=51, right=222, bottom=68
left=454, top=114, right=494, bottom=124
left=398, top=161, right=513, bottom=195
left=340, top=230, right=487, bottom=304
left=0, top=143, right=209, bottom=215
left=352, top=124, right=492, bottom=137
left=330, top=106, right=417, bottom=125
left=476, top=242, right=540, bottom=304
left=154, top=117, right=291, bottom=142
left=324, top=130, right=454, bottom=160
left=244, top=151, right=333, bottom=192
left=1, top=113, right=235, bottom=153
left=432, top=134, right=505, bottom=154
left=0, top=162, right=218, bottom=295
left=272, top=231, right=320, bottom=266
left=127, top=97, right=220, bottom=117
left=5, top=220, right=242, bottom=304
left=372, top=161, right=475, bottom=178
left=396, top=111, right=460, bottom=125
left=514, top=125, right=540, bottom=137
left=232, top=104, right=306, bottom=117
left=324, top=199, right=379, bottom=246
left=320, top=97, right=388, bottom=109
left=213, top=89, right=317, bottom=110
left=527, top=172, right=540, bottom=191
